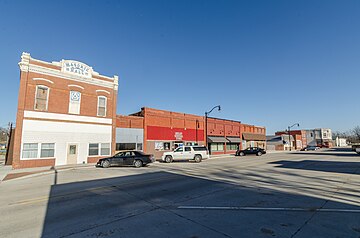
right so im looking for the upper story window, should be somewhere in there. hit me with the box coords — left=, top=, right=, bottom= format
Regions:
left=35, top=85, right=49, bottom=111
left=69, top=91, right=81, bottom=114
left=97, top=96, right=107, bottom=117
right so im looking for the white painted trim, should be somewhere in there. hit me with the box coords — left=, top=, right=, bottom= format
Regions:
left=39, top=142, right=56, bottom=159
left=96, top=89, right=110, bottom=95
left=97, top=96, right=107, bottom=117
left=87, top=142, right=111, bottom=157
left=20, top=142, right=39, bottom=160
left=20, top=142, right=56, bottom=160
left=33, top=78, right=54, bottom=84
left=28, top=63, right=115, bottom=89
left=34, top=85, right=50, bottom=111
left=68, top=91, right=81, bottom=115
left=18, top=53, right=118, bottom=90
left=24, top=110, right=112, bottom=124
left=61, top=60, right=93, bottom=78
left=68, top=84, right=85, bottom=90
left=30, top=56, right=115, bottom=81
left=18, top=52, right=30, bottom=72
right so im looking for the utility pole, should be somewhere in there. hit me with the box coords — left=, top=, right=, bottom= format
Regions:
left=205, top=105, right=221, bottom=153
left=288, top=123, right=300, bottom=151
left=5, top=122, right=13, bottom=165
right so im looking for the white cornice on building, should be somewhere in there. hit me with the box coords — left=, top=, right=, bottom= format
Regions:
left=18, top=52, right=31, bottom=72
left=18, top=52, right=119, bottom=90
left=24, top=110, right=112, bottom=125
left=114, top=75, right=119, bottom=91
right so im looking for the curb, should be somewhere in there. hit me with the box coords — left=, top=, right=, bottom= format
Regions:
left=2, top=164, right=97, bottom=182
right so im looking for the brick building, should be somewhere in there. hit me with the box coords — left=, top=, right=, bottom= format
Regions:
left=275, top=130, right=307, bottom=150
left=12, top=53, right=118, bottom=168
left=126, top=107, right=205, bottom=159
left=116, top=107, right=266, bottom=158
left=275, top=128, right=333, bottom=149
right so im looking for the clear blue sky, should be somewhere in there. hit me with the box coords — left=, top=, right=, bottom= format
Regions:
left=1, top=0, right=360, bottom=134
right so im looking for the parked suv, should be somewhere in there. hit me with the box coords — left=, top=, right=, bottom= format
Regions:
left=161, top=146, right=209, bottom=163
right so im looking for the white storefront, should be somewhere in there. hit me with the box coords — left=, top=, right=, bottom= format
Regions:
left=21, top=111, right=112, bottom=166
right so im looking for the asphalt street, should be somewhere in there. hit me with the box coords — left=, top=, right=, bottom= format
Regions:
left=0, top=148, right=360, bottom=238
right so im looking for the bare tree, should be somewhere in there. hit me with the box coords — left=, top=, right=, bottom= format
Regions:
left=0, top=127, right=7, bottom=142
left=353, top=126, right=360, bottom=141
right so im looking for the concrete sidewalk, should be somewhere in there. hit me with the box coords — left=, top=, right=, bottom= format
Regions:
left=0, top=156, right=12, bottom=182
left=0, top=162, right=97, bottom=182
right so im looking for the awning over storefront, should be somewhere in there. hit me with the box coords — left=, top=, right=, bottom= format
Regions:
left=208, top=136, right=228, bottom=143
left=242, top=133, right=266, bottom=141
left=226, top=137, right=241, bottom=143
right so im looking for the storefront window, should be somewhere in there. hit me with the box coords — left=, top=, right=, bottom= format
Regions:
left=164, top=142, right=171, bottom=150
left=137, top=143, right=143, bottom=151
left=116, top=143, right=136, bottom=150
left=211, top=143, right=218, bottom=151
left=210, top=143, right=224, bottom=151
left=226, top=143, right=238, bottom=151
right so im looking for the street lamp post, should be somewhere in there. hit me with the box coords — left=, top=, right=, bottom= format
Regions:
left=288, top=123, right=300, bottom=151
left=205, top=105, right=221, bottom=151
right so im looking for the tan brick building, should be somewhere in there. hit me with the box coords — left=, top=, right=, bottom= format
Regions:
left=12, top=53, right=118, bottom=168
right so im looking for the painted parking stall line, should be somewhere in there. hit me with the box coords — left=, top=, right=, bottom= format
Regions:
left=177, top=206, right=360, bottom=213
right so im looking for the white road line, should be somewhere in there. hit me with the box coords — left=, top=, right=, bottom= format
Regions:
left=177, top=206, right=360, bottom=213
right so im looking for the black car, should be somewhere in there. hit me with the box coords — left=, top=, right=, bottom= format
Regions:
left=97, top=150, right=155, bottom=168
left=235, top=147, right=266, bottom=156
left=300, top=146, right=320, bottom=151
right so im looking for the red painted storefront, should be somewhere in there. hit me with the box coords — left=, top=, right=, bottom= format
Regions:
left=117, top=107, right=266, bottom=158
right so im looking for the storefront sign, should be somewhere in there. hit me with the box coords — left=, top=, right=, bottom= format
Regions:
left=174, top=132, right=183, bottom=140
left=62, top=60, right=91, bottom=77
left=155, top=142, right=164, bottom=150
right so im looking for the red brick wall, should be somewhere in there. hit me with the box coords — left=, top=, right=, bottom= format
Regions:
left=12, top=54, right=118, bottom=169
left=142, top=107, right=205, bottom=152
left=17, top=159, right=55, bottom=168
left=116, top=115, right=144, bottom=129
left=276, top=130, right=306, bottom=148
left=22, top=72, right=115, bottom=118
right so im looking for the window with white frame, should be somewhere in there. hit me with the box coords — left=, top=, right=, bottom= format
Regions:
left=35, top=86, right=49, bottom=111
left=22, top=143, right=39, bottom=158
left=40, top=143, right=55, bottom=157
left=89, top=143, right=99, bottom=156
left=89, top=143, right=111, bottom=156
left=100, top=143, right=110, bottom=155
left=69, top=91, right=81, bottom=114
left=97, top=96, right=107, bottom=117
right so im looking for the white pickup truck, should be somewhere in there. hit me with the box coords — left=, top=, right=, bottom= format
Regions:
left=161, top=146, right=209, bottom=163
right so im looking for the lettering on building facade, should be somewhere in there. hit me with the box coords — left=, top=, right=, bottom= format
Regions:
left=62, top=60, right=92, bottom=77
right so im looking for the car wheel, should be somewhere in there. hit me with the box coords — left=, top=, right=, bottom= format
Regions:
left=165, top=155, right=173, bottom=163
left=134, top=160, right=143, bottom=168
left=239, top=152, right=245, bottom=156
left=194, top=155, right=202, bottom=163
left=102, top=160, right=110, bottom=168
left=257, top=151, right=262, bottom=156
